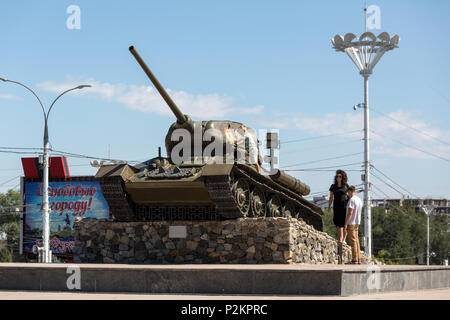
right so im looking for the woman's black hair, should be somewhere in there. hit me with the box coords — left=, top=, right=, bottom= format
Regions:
left=334, top=169, right=348, bottom=187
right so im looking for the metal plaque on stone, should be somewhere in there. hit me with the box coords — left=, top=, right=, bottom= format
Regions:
left=169, top=226, right=187, bottom=238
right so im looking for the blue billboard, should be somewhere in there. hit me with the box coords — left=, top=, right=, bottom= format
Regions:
left=24, top=180, right=109, bottom=255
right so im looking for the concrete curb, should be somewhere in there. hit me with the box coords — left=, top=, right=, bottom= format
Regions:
left=0, top=263, right=448, bottom=296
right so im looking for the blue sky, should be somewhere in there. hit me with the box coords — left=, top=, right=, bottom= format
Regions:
left=0, top=0, right=449, bottom=199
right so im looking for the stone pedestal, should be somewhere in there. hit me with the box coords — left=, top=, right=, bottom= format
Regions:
left=73, top=217, right=374, bottom=264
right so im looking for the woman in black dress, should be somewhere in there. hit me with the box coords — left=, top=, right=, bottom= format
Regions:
left=327, top=170, right=349, bottom=243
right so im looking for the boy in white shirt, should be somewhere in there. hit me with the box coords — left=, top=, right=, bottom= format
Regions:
left=344, top=186, right=362, bottom=264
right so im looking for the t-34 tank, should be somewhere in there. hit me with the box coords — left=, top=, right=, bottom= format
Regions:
left=95, top=46, right=324, bottom=231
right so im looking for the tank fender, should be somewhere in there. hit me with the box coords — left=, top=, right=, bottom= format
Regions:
left=95, top=164, right=138, bottom=180
left=201, top=164, right=234, bottom=176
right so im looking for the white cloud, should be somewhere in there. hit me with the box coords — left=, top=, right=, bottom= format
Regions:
left=261, top=110, right=450, bottom=161
left=0, top=93, right=20, bottom=100
left=37, top=77, right=264, bottom=119
left=34, top=77, right=450, bottom=162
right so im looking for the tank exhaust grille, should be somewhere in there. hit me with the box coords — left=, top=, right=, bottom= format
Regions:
left=136, top=205, right=218, bottom=221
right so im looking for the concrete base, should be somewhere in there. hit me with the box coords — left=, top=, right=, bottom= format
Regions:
left=74, top=218, right=374, bottom=265
left=0, top=263, right=449, bottom=296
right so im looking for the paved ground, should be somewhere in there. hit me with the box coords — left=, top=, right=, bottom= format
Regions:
left=0, top=288, right=449, bottom=300
left=1, top=263, right=448, bottom=298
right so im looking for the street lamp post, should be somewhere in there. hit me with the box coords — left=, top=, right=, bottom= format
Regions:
left=421, top=205, right=434, bottom=266
left=331, top=32, right=399, bottom=258
left=0, top=78, right=91, bottom=263
left=427, top=211, right=429, bottom=265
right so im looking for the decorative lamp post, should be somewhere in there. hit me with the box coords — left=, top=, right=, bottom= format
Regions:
left=331, top=32, right=399, bottom=257
left=0, top=78, right=91, bottom=262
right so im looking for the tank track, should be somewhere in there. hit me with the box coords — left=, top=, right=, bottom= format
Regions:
left=205, top=165, right=323, bottom=231
left=204, top=175, right=242, bottom=219
left=98, top=176, right=135, bottom=221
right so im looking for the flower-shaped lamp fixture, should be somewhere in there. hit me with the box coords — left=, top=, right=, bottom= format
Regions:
left=331, top=32, right=400, bottom=77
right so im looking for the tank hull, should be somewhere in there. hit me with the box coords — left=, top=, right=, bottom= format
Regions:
left=96, top=163, right=323, bottom=231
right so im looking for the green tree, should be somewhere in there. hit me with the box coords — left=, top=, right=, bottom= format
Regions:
left=371, top=204, right=449, bottom=265
left=408, top=206, right=427, bottom=261
left=322, top=208, right=337, bottom=239
left=0, top=189, right=21, bottom=260
left=430, top=214, right=450, bottom=265
left=1, top=222, right=19, bottom=254
left=373, top=205, right=417, bottom=264
left=0, top=189, right=20, bottom=224
left=0, top=247, right=12, bottom=262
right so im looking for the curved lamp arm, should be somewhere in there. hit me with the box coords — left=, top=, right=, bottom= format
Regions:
left=0, top=78, right=46, bottom=121
left=44, top=85, right=91, bottom=144
left=47, top=85, right=91, bottom=119
left=0, top=78, right=91, bottom=144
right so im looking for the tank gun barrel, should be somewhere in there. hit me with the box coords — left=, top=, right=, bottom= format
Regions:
left=129, top=46, right=188, bottom=124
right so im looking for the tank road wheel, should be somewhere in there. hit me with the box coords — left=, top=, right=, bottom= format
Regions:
left=250, top=186, right=266, bottom=217
left=283, top=201, right=296, bottom=218
left=232, top=178, right=250, bottom=216
left=267, top=195, right=282, bottom=217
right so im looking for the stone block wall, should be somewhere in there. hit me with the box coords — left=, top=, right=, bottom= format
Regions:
left=73, top=217, right=375, bottom=264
